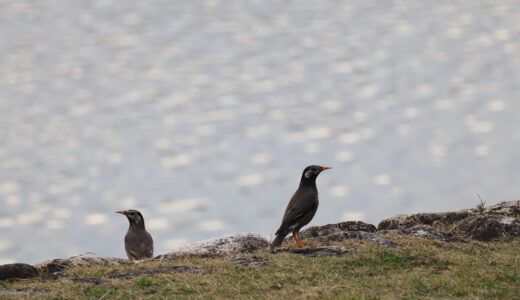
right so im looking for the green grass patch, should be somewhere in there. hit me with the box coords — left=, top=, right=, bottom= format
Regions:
left=1, top=236, right=518, bottom=299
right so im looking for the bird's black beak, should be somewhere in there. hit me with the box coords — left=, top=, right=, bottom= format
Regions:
left=321, top=166, right=332, bottom=171
left=116, top=210, right=127, bottom=215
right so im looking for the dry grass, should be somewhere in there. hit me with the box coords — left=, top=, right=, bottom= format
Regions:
left=1, top=236, right=519, bottom=299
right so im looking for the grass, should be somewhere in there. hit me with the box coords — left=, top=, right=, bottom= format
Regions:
left=1, top=235, right=519, bottom=299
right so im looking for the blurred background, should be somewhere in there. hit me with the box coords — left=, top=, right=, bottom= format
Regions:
left=1, top=0, right=519, bottom=264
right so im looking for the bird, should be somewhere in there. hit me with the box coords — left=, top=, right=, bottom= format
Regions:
left=271, top=165, right=331, bottom=249
left=116, top=210, right=154, bottom=260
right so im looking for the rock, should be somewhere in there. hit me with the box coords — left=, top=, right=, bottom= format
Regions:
left=401, top=225, right=466, bottom=242
left=452, top=215, right=520, bottom=241
left=314, top=231, right=399, bottom=248
left=229, top=256, right=269, bottom=266
left=0, top=263, right=39, bottom=280
left=109, top=266, right=204, bottom=278
left=156, top=233, right=269, bottom=259
left=431, top=211, right=473, bottom=228
left=35, top=254, right=132, bottom=274
left=484, top=200, right=520, bottom=217
left=379, top=225, right=465, bottom=242
left=377, top=200, right=520, bottom=230
left=271, top=246, right=355, bottom=257
left=378, top=211, right=472, bottom=230
left=297, top=221, right=377, bottom=240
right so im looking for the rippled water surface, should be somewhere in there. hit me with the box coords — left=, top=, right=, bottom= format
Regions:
left=1, top=0, right=519, bottom=263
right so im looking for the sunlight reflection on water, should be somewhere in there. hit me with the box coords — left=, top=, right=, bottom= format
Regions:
left=0, top=0, right=519, bottom=264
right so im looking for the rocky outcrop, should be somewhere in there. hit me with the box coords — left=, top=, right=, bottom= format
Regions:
left=377, top=211, right=473, bottom=230
left=286, top=221, right=397, bottom=248
left=451, top=215, right=520, bottom=241
left=484, top=201, right=520, bottom=217
left=379, top=225, right=466, bottom=243
left=377, top=200, right=520, bottom=241
left=377, top=200, right=520, bottom=230
left=297, top=221, right=376, bottom=239
left=0, top=263, right=39, bottom=280
left=156, top=233, right=269, bottom=260
left=35, top=255, right=132, bottom=274
left=271, top=246, right=355, bottom=257
left=0, top=200, right=517, bottom=286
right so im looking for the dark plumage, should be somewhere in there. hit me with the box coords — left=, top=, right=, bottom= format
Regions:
left=271, top=165, right=331, bottom=249
left=116, top=210, right=154, bottom=260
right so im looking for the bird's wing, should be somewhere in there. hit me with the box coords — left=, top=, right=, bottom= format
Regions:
left=126, top=247, right=140, bottom=261
left=277, top=188, right=318, bottom=234
left=141, top=231, right=154, bottom=258
left=125, top=229, right=154, bottom=260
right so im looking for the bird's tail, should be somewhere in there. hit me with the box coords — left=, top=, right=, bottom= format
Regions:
left=270, top=231, right=288, bottom=250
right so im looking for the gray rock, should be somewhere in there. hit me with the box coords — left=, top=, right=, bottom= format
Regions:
left=379, top=225, right=465, bottom=243
left=298, top=221, right=377, bottom=240
left=156, top=233, right=269, bottom=259
left=229, top=256, right=269, bottom=266
left=271, top=246, right=355, bottom=257
left=314, top=231, right=400, bottom=248
left=109, top=266, right=204, bottom=278
left=452, top=215, right=520, bottom=241
left=377, top=200, right=520, bottom=230
left=401, top=225, right=466, bottom=242
left=378, top=211, right=472, bottom=230
left=35, top=254, right=132, bottom=274
left=484, top=200, right=520, bottom=217
left=0, top=263, right=39, bottom=280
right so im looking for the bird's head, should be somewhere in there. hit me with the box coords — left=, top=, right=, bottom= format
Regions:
left=302, top=165, right=332, bottom=180
left=116, top=209, right=145, bottom=227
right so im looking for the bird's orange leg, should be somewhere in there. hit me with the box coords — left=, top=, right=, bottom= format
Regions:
left=293, top=232, right=301, bottom=248
left=295, top=232, right=303, bottom=248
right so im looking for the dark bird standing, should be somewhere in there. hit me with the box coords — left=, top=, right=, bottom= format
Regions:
left=271, top=165, right=331, bottom=249
left=116, top=210, right=154, bottom=260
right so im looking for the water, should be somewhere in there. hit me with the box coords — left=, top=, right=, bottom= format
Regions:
left=1, top=0, right=519, bottom=264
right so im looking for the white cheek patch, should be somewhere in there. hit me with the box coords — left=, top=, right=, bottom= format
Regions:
left=304, top=170, right=312, bottom=178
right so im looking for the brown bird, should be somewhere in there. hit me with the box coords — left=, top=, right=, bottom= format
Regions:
left=116, top=210, right=154, bottom=260
left=271, top=165, right=331, bottom=249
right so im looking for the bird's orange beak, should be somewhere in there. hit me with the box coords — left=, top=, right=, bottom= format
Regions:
left=116, top=210, right=126, bottom=214
left=322, top=166, right=332, bottom=170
